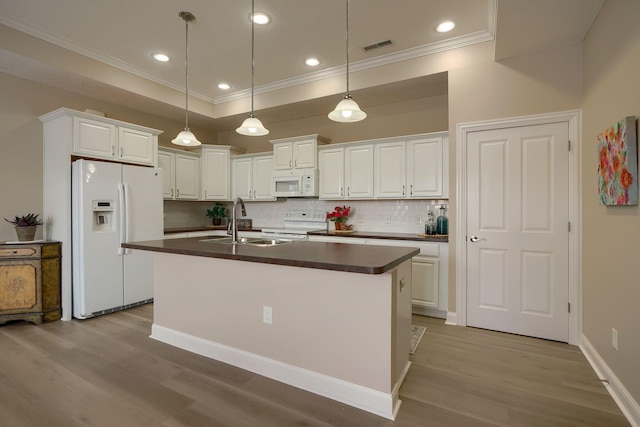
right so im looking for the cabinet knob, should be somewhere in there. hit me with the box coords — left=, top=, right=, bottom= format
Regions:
left=410, top=184, right=413, bottom=195
left=402, top=185, right=405, bottom=196
left=176, top=189, right=180, bottom=198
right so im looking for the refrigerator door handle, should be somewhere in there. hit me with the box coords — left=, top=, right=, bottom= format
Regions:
left=118, top=183, right=126, bottom=255
left=123, top=183, right=132, bottom=255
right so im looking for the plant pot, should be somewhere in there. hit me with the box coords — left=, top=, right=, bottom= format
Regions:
left=15, top=226, right=37, bottom=241
left=212, top=218, right=222, bottom=226
left=334, top=222, right=352, bottom=231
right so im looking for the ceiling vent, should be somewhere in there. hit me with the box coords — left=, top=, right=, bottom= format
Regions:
left=362, top=39, right=393, bottom=52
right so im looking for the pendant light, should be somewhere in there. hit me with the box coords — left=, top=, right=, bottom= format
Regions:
left=236, top=0, right=269, bottom=136
left=329, top=0, right=366, bottom=123
left=172, top=11, right=202, bottom=147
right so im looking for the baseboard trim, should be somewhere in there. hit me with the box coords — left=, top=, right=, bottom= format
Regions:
left=445, top=311, right=458, bottom=325
left=412, top=305, right=447, bottom=319
left=151, top=324, right=399, bottom=420
left=580, top=334, right=640, bottom=427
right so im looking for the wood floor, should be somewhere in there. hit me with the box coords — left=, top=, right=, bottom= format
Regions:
left=0, top=304, right=629, bottom=426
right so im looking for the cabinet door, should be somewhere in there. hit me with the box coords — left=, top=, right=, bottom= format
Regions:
left=318, top=148, right=344, bottom=199
left=157, top=151, right=175, bottom=199
left=118, top=127, right=154, bottom=165
left=253, top=155, right=276, bottom=200
left=407, top=137, right=443, bottom=198
left=174, top=154, right=200, bottom=200
left=293, top=138, right=316, bottom=169
left=345, top=145, right=374, bottom=199
left=375, top=141, right=406, bottom=198
left=273, top=143, right=293, bottom=170
left=73, top=116, right=116, bottom=159
left=202, top=149, right=230, bottom=200
left=411, top=255, right=439, bottom=309
left=231, top=157, right=253, bottom=199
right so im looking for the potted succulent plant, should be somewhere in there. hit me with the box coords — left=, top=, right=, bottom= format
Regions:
left=4, top=213, right=43, bottom=241
left=206, top=202, right=228, bottom=226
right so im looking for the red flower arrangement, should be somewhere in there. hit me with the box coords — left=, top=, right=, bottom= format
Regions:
left=326, top=205, right=351, bottom=223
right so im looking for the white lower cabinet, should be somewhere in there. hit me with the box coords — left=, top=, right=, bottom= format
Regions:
left=411, top=255, right=439, bottom=309
left=352, top=238, right=448, bottom=317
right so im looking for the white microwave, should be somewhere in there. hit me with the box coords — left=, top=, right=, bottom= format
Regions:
left=273, top=169, right=318, bottom=197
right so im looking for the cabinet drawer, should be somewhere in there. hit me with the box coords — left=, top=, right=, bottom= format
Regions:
left=0, top=247, right=40, bottom=258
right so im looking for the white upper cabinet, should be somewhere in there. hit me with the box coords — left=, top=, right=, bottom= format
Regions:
left=407, top=135, right=447, bottom=198
left=374, top=140, right=407, bottom=198
left=200, top=146, right=244, bottom=201
left=72, top=114, right=158, bottom=166
left=318, top=147, right=345, bottom=199
left=118, top=127, right=155, bottom=165
left=73, top=116, right=117, bottom=159
left=320, top=132, right=447, bottom=200
left=158, top=148, right=200, bottom=200
left=345, top=144, right=374, bottom=199
left=231, top=154, right=276, bottom=201
left=318, top=144, right=373, bottom=199
left=157, top=150, right=175, bottom=199
left=271, top=134, right=328, bottom=172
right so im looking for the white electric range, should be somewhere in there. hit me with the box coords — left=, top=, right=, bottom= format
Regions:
left=261, top=210, right=327, bottom=240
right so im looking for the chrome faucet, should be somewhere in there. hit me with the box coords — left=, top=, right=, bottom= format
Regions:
left=229, top=197, right=247, bottom=243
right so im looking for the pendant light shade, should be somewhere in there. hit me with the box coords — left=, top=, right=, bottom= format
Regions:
left=172, top=11, right=201, bottom=147
left=329, top=0, right=366, bottom=123
left=237, top=114, right=269, bottom=136
left=328, top=94, right=367, bottom=122
left=237, top=0, right=269, bottom=136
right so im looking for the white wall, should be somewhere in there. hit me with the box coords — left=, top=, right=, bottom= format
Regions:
left=582, top=0, right=640, bottom=407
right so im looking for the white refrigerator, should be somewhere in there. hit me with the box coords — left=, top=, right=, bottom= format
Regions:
left=72, top=159, right=163, bottom=319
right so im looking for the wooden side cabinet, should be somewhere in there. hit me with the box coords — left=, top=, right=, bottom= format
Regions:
left=0, top=241, right=62, bottom=325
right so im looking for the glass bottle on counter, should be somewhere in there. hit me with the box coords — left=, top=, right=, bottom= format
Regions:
left=436, top=204, right=448, bottom=235
left=425, top=210, right=436, bottom=235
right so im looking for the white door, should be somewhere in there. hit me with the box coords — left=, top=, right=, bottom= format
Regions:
left=466, top=122, right=569, bottom=342
left=375, top=141, right=406, bottom=198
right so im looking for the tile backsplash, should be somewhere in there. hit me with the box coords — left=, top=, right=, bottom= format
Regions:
left=164, top=198, right=449, bottom=234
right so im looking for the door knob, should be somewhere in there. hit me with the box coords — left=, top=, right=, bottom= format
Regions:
left=469, top=236, right=485, bottom=242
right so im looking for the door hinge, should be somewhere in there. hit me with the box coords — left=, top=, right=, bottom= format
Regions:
left=568, top=302, right=571, bottom=313
left=568, top=221, right=571, bottom=232
left=568, top=140, right=571, bottom=151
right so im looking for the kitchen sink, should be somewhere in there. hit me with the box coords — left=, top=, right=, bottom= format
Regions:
left=199, top=237, right=297, bottom=247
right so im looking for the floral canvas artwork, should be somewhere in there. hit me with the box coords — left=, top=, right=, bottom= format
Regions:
left=597, top=116, right=638, bottom=205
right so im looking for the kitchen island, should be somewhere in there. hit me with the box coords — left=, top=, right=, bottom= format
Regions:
left=122, top=237, right=418, bottom=420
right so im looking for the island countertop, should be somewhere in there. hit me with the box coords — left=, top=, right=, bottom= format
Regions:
left=122, top=237, right=419, bottom=274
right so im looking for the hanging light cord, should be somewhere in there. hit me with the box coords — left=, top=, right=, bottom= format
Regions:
left=345, top=0, right=350, bottom=96
left=180, top=11, right=194, bottom=131
left=250, top=0, right=256, bottom=115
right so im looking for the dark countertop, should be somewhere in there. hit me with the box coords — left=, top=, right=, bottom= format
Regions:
left=307, top=230, right=448, bottom=243
left=123, top=237, right=419, bottom=275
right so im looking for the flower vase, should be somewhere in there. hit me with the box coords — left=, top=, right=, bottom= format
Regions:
left=334, top=222, right=351, bottom=231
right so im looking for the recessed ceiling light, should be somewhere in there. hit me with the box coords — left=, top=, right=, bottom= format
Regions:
left=305, top=58, right=320, bottom=67
left=152, top=53, right=170, bottom=62
left=218, top=83, right=231, bottom=90
left=250, top=12, right=270, bottom=25
left=436, top=21, right=455, bottom=33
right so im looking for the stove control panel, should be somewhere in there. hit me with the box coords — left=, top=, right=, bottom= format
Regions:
left=284, top=210, right=326, bottom=223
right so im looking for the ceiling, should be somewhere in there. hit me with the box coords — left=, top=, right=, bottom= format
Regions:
left=0, top=0, right=604, bottom=132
